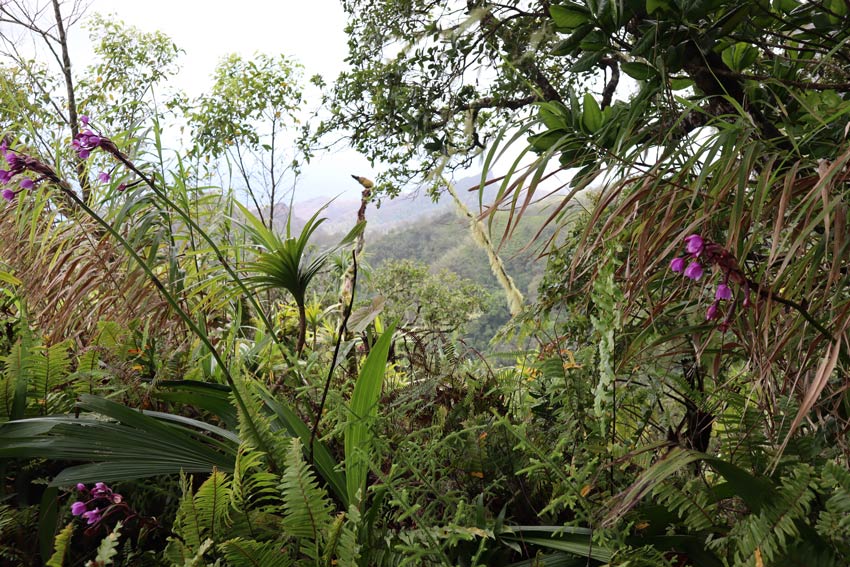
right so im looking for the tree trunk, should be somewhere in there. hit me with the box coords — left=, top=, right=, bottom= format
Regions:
left=296, top=302, right=307, bottom=356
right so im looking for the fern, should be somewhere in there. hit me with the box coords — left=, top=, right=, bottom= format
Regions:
left=166, top=470, right=231, bottom=562
left=45, top=522, right=74, bottom=567
left=232, top=368, right=289, bottom=472
left=230, top=443, right=280, bottom=515
left=280, top=438, right=333, bottom=553
left=324, top=507, right=361, bottom=567
left=29, top=339, right=72, bottom=415
left=228, top=442, right=284, bottom=541
left=85, top=521, right=122, bottom=567
left=650, top=478, right=716, bottom=533
left=2, top=328, right=34, bottom=420
left=219, top=538, right=293, bottom=567
left=817, top=461, right=850, bottom=550
left=730, top=463, right=818, bottom=566
left=194, top=468, right=233, bottom=543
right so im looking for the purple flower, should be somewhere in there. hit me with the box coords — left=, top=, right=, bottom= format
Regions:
left=82, top=508, right=101, bottom=525
left=72, top=130, right=104, bottom=159
left=5, top=152, right=22, bottom=170
left=97, top=172, right=110, bottom=184
left=706, top=301, right=720, bottom=320
left=1, top=189, right=15, bottom=201
left=92, top=482, right=110, bottom=497
left=19, top=178, right=33, bottom=189
left=683, top=261, right=703, bottom=280
left=684, top=234, right=705, bottom=256
left=0, top=170, right=9, bottom=184
left=111, top=493, right=123, bottom=504
left=116, top=183, right=127, bottom=192
left=76, top=483, right=86, bottom=492
left=79, top=115, right=90, bottom=125
left=670, top=257, right=686, bottom=273
left=715, top=283, right=733, bottom=301
left=70, top=501, right=88, bottom=516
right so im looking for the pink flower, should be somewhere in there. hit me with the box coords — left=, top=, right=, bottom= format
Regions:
left=97, top=172, right=110, bottom=184
left=684, top=234, right=704, bottom=256
left=117, top=183, right=127, bottom=192
left=670, top=257, right=686, bottom=272
left=683, top=261, right=703, bottom=280
left=82, top=508, right=101, bottom=525
left=706, top=301, right=720, bottom=320
left=72, top=130, right=104, bottom=159
left=79, top=115, right=90, bottom=125
left=70, top=501, right=88, bottom=516
left=76, top=483, right=86, bottom=492
left=715, top=283, right=732, bottom=300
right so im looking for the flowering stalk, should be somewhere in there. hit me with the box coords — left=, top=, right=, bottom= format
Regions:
left=670, top=233, right=835, bottom=341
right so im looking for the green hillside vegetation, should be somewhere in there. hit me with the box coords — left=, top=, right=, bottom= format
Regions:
left=365, top=205, right=553, bottom=349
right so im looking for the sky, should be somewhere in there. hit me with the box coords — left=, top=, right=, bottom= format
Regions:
left=68, top=0, right=378, bottom=201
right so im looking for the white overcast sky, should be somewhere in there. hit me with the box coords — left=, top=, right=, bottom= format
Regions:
left=68, top=0, right=376, bottom=201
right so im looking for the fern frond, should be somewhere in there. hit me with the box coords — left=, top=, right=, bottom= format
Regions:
left=817, top=461, right=850, bottom=548
left=280, top=438, right=333, bottom=544
left=232, top=368, right=289, bottom=472
left=323, top=509, right=361, bottom=567
left=170, top=473, right=204, bottom=552
left=732, top=463, right=817, bottom=566
left=193, top=468, right=233, bottom=543
left=3, top=328, right=34, bottom=420
left=29, top=340, right=72, bottom=415
left=231, top=443, right=281, bottom=515
left=219, top=538, right=293, bottom=567
left=87, top=521, right=122, bottom=566
left=45, top=522, right=74, bottom=567
left=651, top=478, right=716, bottom=532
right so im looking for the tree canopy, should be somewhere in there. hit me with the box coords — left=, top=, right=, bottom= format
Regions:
left=321, top=0, right=850, bottom=193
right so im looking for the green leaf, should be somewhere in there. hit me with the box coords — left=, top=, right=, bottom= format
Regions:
left=38, top=486, right=59, bottom=563
left=502, top=535, right=613, bottom=563
left=582, top=93, right=603, bottom=132
left=345, top=324, right=395, bottom=508
left=154, top=380, right=237, bottom=429
left=550, top=4, right=590, bottom=29
left=621, top=61, right=656, bottom=80
left=670, top=77, right=695, bottom=90
left=721, top=42, right=759, bottom=72
left=569, top=51, right=602, bottom=73
left=647, top=0, right=671, bottom=13
left=0, top=395, right=237, bottom=485
left=0, top=270, right=21, bottom=286
left=552, top=24, right=595, bottom=56
left=257, top=386, right=347, bottom=507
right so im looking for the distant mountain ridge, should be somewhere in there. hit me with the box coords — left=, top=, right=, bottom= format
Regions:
left=271, top=172, right=498, bottom=237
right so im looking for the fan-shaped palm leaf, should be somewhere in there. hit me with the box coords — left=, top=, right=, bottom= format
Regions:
left=236, top=201, right=363, bottom=354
